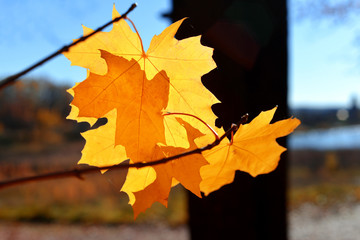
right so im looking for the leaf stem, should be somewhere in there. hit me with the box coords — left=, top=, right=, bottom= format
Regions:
left=163, top=112, right=220, bottom=141
left=125, top=17, right=146, bottom=56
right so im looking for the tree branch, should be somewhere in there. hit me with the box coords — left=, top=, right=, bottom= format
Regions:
left=0, top=3, right=137, bottom=90
left=0, top=114, right=248, bottom=190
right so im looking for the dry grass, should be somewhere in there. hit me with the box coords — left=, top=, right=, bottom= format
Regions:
left=288, top=149, right=360, bottom=210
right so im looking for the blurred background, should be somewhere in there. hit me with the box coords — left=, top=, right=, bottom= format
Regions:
left=1, top=0, right=360, bottom=239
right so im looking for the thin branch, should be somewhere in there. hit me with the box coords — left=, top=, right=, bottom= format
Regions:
left=0, top=118, right=248, bottom=190
left=219, top=113, right=248, bottom=143
left=0, top=3, right=137, bottom=90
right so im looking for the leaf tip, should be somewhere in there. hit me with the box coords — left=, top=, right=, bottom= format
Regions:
left=112, top=4, right=120, bottom=20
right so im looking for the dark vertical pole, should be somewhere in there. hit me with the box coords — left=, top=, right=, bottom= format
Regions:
left=166, top=0, right=288, bottom=239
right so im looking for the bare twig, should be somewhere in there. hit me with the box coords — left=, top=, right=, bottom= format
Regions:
left=0, top=3, right=137, bottom=90
left=0, top=116, right=249, bottom=190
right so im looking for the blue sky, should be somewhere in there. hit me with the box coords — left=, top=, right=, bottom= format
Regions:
left=288, top=3, right=360, bottom=108
left=0, top=0, right=171, bottom=86
left=0, top=0, right=359, bottom=108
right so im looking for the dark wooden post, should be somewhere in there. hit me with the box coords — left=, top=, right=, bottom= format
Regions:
left=165, top=0, right=288, bottom=239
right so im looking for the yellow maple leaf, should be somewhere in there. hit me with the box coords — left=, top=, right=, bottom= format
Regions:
left=64, top=5, right=219, bottom=148
left=78, top=109, right=127, bottom=167
left=198, top=107, right=301, bottom=195
left=73, top=98, right=207, bottom=219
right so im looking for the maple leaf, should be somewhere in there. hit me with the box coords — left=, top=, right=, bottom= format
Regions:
left=79, top=107, right=157, bottom=197
left=198, top=107, right=301, bottom=195
left=78, top=109, right=128, bottom=168
left=67, top=50, right=210, bottom=216
left=64, top=5, right=219, bottom=149
left=63, top=6, right=218, bottom=216
left=67, top=81, right=98, bottom=127
left=71, top=51, right=169, bottom=163
left=75, top=106, right=207, bottom=218
left=63, top=4, right=301, bottom=219
left=130, top=118, right=208, bottom=218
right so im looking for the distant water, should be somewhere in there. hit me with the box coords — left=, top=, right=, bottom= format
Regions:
left=288, top=125, right=360, bottom=150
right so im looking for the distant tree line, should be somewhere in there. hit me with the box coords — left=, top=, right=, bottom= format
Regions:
left=0, top=79, right=84, bottom=144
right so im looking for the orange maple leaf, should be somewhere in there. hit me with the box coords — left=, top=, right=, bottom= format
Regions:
left=198, top=107, right=301, bottom=195
left=71, top=51, right=169, bottom=163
